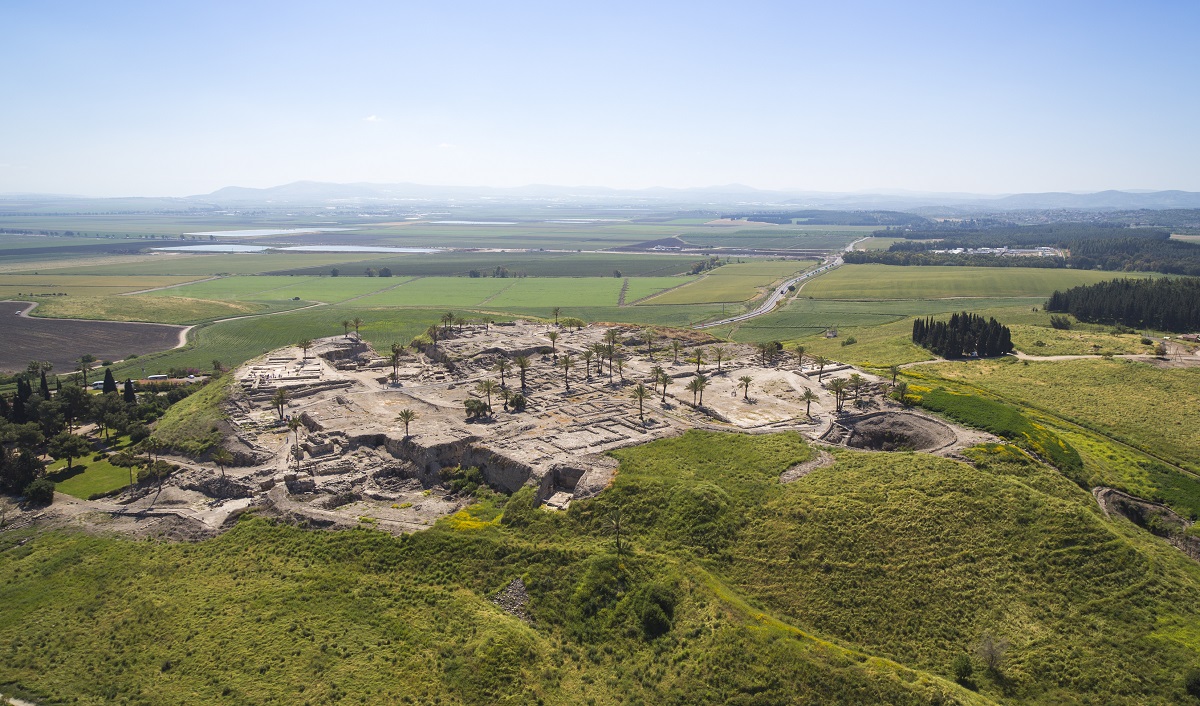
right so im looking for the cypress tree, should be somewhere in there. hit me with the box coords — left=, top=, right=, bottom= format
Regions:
left=102, top=368, right=118, bottom=394
left=123, top=380, right=136, bottom=404
left=39, top=371, right=50, bottom=399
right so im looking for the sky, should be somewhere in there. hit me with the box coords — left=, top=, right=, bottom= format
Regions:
left=2, top=0, right=1198, bottom=197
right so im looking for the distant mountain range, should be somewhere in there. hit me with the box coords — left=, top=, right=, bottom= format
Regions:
left=192, top=182, right=1200, bottom=211
left=5, top=182, right=1200, bottom=211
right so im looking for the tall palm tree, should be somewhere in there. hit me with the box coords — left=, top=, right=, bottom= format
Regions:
left=631, top=383, right=651, bottom=422
left=352, top=317, right=364, bottom=339
left=813, top=354, right=828, bottom=381
left=341, top=320, right=351, bottom=338
left=686, top=376, right=702, bottom=406
left=848, top=373, right=866, bottom=404
left=441, top=311, right=454, bottom=333
left=558, top=353, right=575, bottom=391
left=547, top=330, right=559, bottom=354
left=494, top=356, right=511, bottom=388
left=298, top=338, right=313, bottom=359
left=604, top=328, right=620, bottom=347
left=756, top=341, right=774, bottom=366
left=690, top=348, right=705, bottom=374
left=889, top=364, right=901, bottom=385
left=591, top=343, right=607, bottom=376
left=582, top=349, right=595, bottom=379
left=713, top=345, right=727, bottom=373
left=802, top=388, right=819, bottom=418
left=514, top=355, right=531, bottom=390
left=794, top=344, right=807, bottom=369
left=212, top=448, right=233, bottom=484
left=396, top=409, right=417, bottom=437
left=476, top=379, right=498, bottom=411
left=671, top=339, right=682, bottom=364
left=614, top=354, right=625, bottom=382
left=643, top=328, right=656, bottom=360
left=828, top=378, right=848, bottom=412
left=271, top=388, right=288, bottom=420
left=696, top=374, right=709, bottom=406
left=649, top=365, right=665, bottom=393
left=893, top=381, right=910, bottom=406
left=738, top=375, right=752, bottom=399
left=606, top=344, right=616, bottom=380
left=552, top=306, right=561, bottom=326
left=659, top=371, right=672, bottom=404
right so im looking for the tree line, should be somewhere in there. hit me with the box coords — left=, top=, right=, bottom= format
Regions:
left=1046, top=277, right=1200, bottom=332
left=912, top=313, right=1013, bottom=359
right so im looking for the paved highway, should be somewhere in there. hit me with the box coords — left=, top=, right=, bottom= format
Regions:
left=693, top=256, right=843, bottom=329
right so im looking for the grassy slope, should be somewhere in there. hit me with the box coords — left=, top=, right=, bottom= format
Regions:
left=3, top=432, right=1200, bottom=704
left=151, top=376, right=233, bottom=455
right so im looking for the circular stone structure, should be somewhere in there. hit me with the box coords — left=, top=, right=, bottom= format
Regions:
left=840, top=411, right=957, bottom=452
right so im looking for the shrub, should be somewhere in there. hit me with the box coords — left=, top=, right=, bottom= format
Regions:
left=951, top=653, right=973, bottom=684
left=1049, top=314, right=1072, bottom=330
left=1184, top=667, right=1200, bottom=698
left=500, top=486, right=538, bottom=527
left=128, top=424, right=151, bottom=443
left=841, top=336, right=857, bottom=347
left=23, top=477, right=56, bottom=505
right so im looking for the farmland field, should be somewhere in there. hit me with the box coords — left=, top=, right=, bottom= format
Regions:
left=35, top=252, right=381, bottom=276
left=147, top=275, right=408, bottom=303
left=642, top=260, right=815, bottom=304
left=679, top=227, right=867, bottom=251
left=855, top=236, right=905, bottom=250
left=0, top=300, right=185, bottom=373
left=803, top=264, right=1158, bottom=299
left=22, top=296, right=283, bottom=325
left=0, top=274, right=205, bottom=298
left=269, top=252, right=698, bottom=278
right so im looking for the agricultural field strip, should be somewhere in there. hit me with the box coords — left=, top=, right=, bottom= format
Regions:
left=0, top=274, right=208, bottom=296
left=804, top=264, right=1158, bottom=300
left=643, top=261, right=816, bottom=305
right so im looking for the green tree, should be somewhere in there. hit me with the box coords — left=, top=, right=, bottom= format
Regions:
left=813, top=354, right=828, bottom=381
left=827, top=378, right=848, bottom=412
left=643, top=328, right=656, bottom=360
left=341, top=319, right=351, bottom=338
left=558, top=353, right=575, bottom=391
left=659, top=371, right=672, bottom=404
left=738, top=375, right=752, bottom=399
left=802, top=388, right=819, bottom=417
left=102, top=367, right=118, bottom=394
left=547, top=330, right=559, bottom=353
left=671, top=339, right=682, bottom=364
left=476, top=379, right=498, bottom=411
left=298, top=338, right=313, bottom=359
left=889, top=364, right=901, bottom=385
left=396, top=409, right=417, bottom=437
left=494, top=356, right=511, bottom=388
left=212, top=447, right=233, bottom=484
left=513, top=355, right=531, bottom=390
left=49, top=431, right=90, bottom=474
left=794, top=344, right=807, bottom=368
left=690, top=348, right=705, bottom=374
left=582, top=349, right=595, bottom=379
left=631, top=383, right=651, bottom=422
left=552, top=306, right=561, bottom=326
left=271, top=388, right=288, bottom=420
left=712, top=345, right=727, bottom=373
left=352, top=317, right=364, bottom=338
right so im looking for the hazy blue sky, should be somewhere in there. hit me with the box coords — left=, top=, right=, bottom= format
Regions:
left=2, top=1, right=1197, bottom=196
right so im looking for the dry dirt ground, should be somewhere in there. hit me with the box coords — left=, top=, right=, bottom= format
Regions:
left=10, top=321, right=994, bottom=539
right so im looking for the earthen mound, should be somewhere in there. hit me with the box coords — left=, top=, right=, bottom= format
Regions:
left=842, top=412, right=956, bottom=452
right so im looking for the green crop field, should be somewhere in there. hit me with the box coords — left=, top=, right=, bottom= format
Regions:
left=23, top=295, right=289, bottom=325
left=642, top=260, right=815, bottom=304
left=855, top=236, right=905, bottom=250
left=36, top=252, right=382, bottom=276
left=0, top=274, right=204, bottom=297
left=680, top=228, right=865, bottom=251
left=271, top=252, right=698, bottom=278
left=146, top=275, right=409, bottom=304
left=804, top=264, right=1159, bottom=300
left=4, top=431, right=1200, bottom=704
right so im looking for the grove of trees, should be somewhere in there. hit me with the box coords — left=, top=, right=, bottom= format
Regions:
left=912, top=313, right=1013, bottom=359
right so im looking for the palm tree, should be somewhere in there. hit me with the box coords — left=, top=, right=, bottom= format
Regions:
left=686, top=376, right=702, bottom=406
left=794, top=344, right=807, bottom=369
left=291, top=446, right=304, bottom=474
left=352, top=317, right=364, bottom=339
left=604, top=328, right=620, bottom=347
left=813, top=354, right=828, bottom=381
left=643, top=328, right=656, bottom=360
left=288, top=417, right=303, bottom=446
left=889, top=364, right=901, bottom=386
left=558, top=353, right=575, bottom=391
left=690, top=348, right=705, bottom=374
left=514, top=355, right=531, bottom=390
left=659, top=371, right=673, bottom=404
left=591, top=343, right=607, bottom=376
left=893, top=381, right=910, bottom=406
left=298, top=338, right=313, bottom=359
left=494, top=356, right=511, bottom=388
left=212, top=448, right=233, bottom=484
left=390, top=342, right=404, bottom=379
left=547, top=330, right=559, bottom=354
left=713, top=345, right=727, bottom=373
left=631, top=383, right=651, bottom=422
left=671, top=339, right=682, bottom=364
left=828, top=378, right=848, bottom=413
left=441, top=311, right=454, bottom=333
left=802, top=388, right=819, bottom=418
left=605, top=344, right=616, bottom=380
left=396, top=409, right=417, bottom=437
left=848, top=373, right=866, bottom=405
left=614, top=354, right=625, bottom=382
left=582, top=349, right=595, bottom=379
left=695, top=374, right=710, bottom=406
left=649, top=365, right=665, bottom=393
left=425, top=324, right=441, bottom=349
left=738, top=375, right=752, bottom=400
left=756, top=341, right=774, bottom=366
left=341, top=320, right=351, bottom=338
left=476, top=379, right=498, bottom=411
left=552, top=306, right=562, bottom=327
left=271, top=388, right=288, bottom=420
